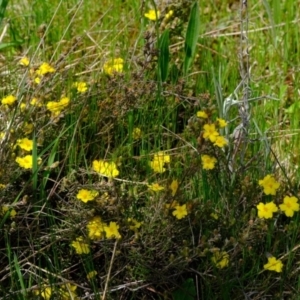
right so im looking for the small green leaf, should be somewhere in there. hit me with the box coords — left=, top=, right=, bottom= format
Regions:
left=159, top=29, right=170, bottom=82
left=183, top=2, right=200, bottom=76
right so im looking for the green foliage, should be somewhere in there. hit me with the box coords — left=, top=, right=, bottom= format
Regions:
left=0, top=0, right=300, bottom=299
left=183, top=1, right=200, bottom=76
left=159, top=29, right=170, bottom=82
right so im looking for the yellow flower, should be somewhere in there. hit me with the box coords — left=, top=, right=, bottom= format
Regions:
left=201, top=155, right=217, bottom=170
left=1, top=95, right=16, bottom=106
left=216, top=118, right=227, bottom=128
left=19, top=56, right=30, bottom=66
left=169, top=179, right=179, bottom=196
left=144, top=9, right=160, bottom=20
left=128, top=218, right=143, bottom=231
left=36, top=62, right=55, bottom=75
left=263, top=256, right=283, bottom=273
left=149, top=151, right=171, bottom=173
left=16, top=138, right=33, bottom=151
left=196, top=110, right=208, bottom=118
left=92, top=160, right=119, bottom=178
left=149, top=159, right=165, bottom=173
left=71, top=236, right=90, bottom=254
left=1, top=206, right=17, bottom=219
left=165, top=10, right=174, bottom=20
left=46, top=97, right=70, bottom=116
left=211, top=251, right=229, bottom=269
left=74, top=81, right=88, bottom=93
left=258, top=175, right=280, bottom=195
left=34, top=285, right=52, bottom=300
left=132, top=127, right=142, bottom=140
left=15, top=155, right=41, bottom=169
left=279, top=196, right=299, bottom=217
left=103, top=58, right=124, bottom=75
left=148, top=182, right=164, bottom=192
left=76, top=189, right=98, bottom=203
left=104, top=222, right=121, bottom=239
left=87, top=270, right=98, bottom=280
left=154, top=151, right=171, bottom=163
left=257, top=202, right=278, bottom=219
left=30, top=97, right=42, bottom=107
left=0, top=183, right=6, bottom=189
left=172, top=204, right=188, bottom=219
left=59, top=283, right=78, bottom=300
left=23, top=122, right=34, bottom=135
left=20, top=102, right=27, bottom=111
left=213, top=136, right=228, bottom=148
left=34, top=77, right=41, bottom=84
left=87, top=216, right=106, bottom=240
left=203, top=124, right=219, bottom=142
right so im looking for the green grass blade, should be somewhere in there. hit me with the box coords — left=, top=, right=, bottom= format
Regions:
left=183, top=1, right=200, bottom=76
left=159, top=29, right=170, bottom=82
left=0, top=0, right=9, bottom=25
left=13, top=252, right=27, bottom=298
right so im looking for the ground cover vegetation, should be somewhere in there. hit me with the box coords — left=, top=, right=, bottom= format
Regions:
left=0, top=0, right=300, bottom=299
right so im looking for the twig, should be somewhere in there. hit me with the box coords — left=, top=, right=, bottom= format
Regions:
left=102, top=240, right=118, bottom=300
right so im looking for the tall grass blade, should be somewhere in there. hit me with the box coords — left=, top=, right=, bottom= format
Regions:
left=0, top=0, right=9, bottom=26
left=183, top=1, right=200, bottom=76
left=159, top=29, right=170, bottom=82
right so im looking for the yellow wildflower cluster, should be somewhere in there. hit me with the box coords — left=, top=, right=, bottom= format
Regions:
left=92, top=159, right=119, bottom=178
left=46, top=96, right=70, bottom=116
left=36, top=62, right=55, bottom=76
left=144, top=9, right=160, bottom=20
left=165, top=10, right=174, bottom=20
left=32, top=62, right=55, bottom=84
left=19, top=56, right=30, bottom=66
left=87, top=270, right=98, bottom=280
left=211, top=251, right=229, bottom=269
left=104, top=221, right=121, bottom=239
left=16, top=138, right=33, bottom=152
left=257, top=175, right=299, bottom=218
left=203, top=123, right=228, bottom=148
left=149, top=151, right=170, bottom=173
left=169, top=179, right=178, bottom=196
left=33, top=284, right=52, bottom=300
left=197, top=110, right=208, bottom=119
left=59, top=283, right=78, bottom=300
left=1, top=205, right=17, bottom=219
left=172, top=204, right=188, bottom=219
left=201, top=154, right=217, bottom=170
left=148, top=182, right=164, bottom=192
left=127, top=218, right=143, bottom=231
left=132, top=127, right=142, bottom=140
left=85, top=216, right=121, bottom=240
left=87, top=216, right=106, bottom=240
left=1, top=95, right=17, bottom=106
left=103, top=58, right=124, bottom=75
left=74, top=81, right=88, bottom=93
left=256, top=202, right=278, bottom=219
left=280, top=196, right=299, bottom=217
left=71, top=236, right=90, bottom=254
left=15, top=155, right=41, bottom=169
left=263, top=256, right=283, bottom=273
left=258, top=174, right=280, bottom=195
left=76, top=189, right=99, bottom=203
